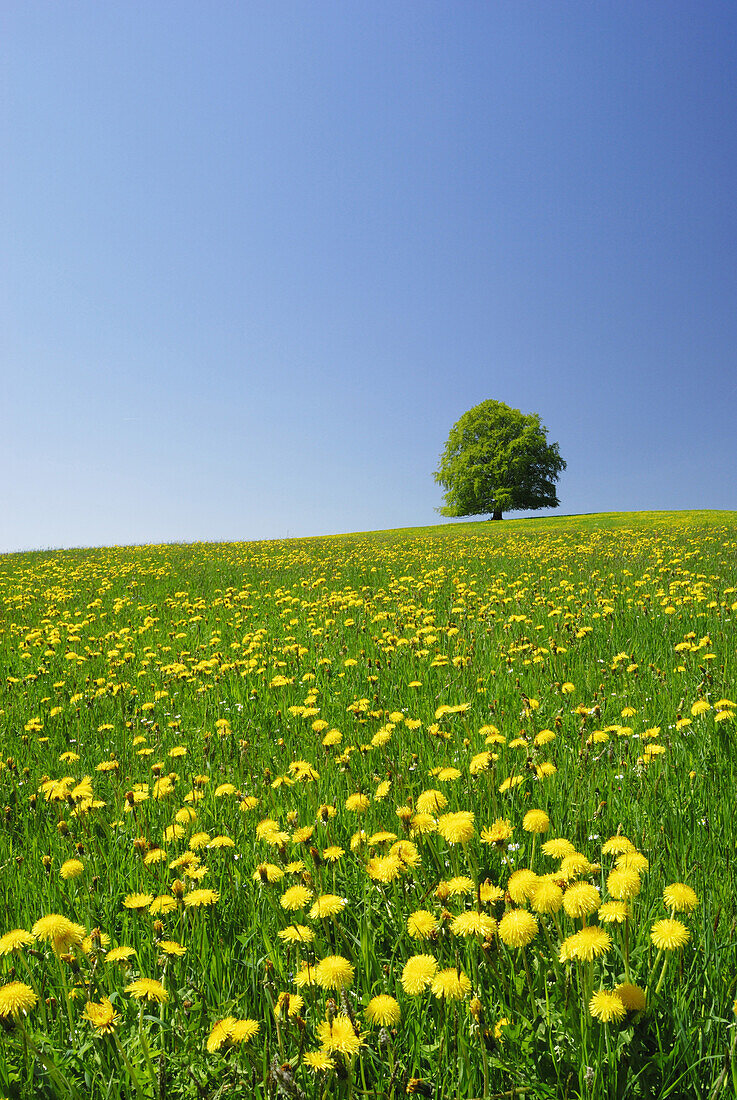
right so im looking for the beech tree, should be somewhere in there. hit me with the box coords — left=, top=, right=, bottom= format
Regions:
left=435, top=400, right=565, bottom=520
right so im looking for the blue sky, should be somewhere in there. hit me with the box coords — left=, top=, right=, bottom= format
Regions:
left=2, top=2, right=736, bottom=552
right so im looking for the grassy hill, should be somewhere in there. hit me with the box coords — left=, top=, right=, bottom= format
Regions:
left=0, top=510, right=735, bottom=1098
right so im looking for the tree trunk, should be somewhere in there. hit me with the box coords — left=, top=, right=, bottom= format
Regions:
left=491, top=508, right=503, bottom=521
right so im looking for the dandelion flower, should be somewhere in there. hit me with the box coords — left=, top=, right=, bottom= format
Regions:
left=60, top=859, right=84, bottom=880
left=345, top=794, right=370, bottom=813
left=390, top=840, right=421, bottom=868
left=159, top=940, right=186, bottom=957
left=602, top=835, right=635, bottom=856
left=124, top=892, right=154, bottom=911
left=437, top=811, right=474, bottom=844
left=149, top=895, right=178, bottom=915
left=559, top=853, right=594, bottom=881
left=253, top=863, right=285, bottom=885
left=663, top=883, right=699, bottom=913
left=280, top=884, right=312, bottom=910
left=450, top=911, right=497, bottom=938
left=479, top=881, right=505, bottom=904
left=431, top=968, right=472, bottom=1000
left=607, top=868, right=641, bottom=901
left=498, top=910, right=538, bottom=948
left=106, top=946, right=136, bottom=963
left=401, top=954, right=438, bottom=995
left=207, top=1017, right=237, bottom=1053
left=410, top=813, right=437, bottom=835
left=541, top=837, right=576, bottom=859
left=0, top=982, right=37, bottom=1017
left=561, top=926, right=611, bottom=962
left=589, top=990, right=626, bottom=1023
left=229, top=1019, right=259, bottom=1044
left=278, top=924, right=314, bottom=944
left=323, top=846, right=345, bottom=862
left=531, top=879, right=563, bottom=915
left=598, top=901, right=630, bottom=924
left=365, top=854, right=403, bottom=883
left=443, top=876, right=476, bottom=897
left=615, top=983, right=647, bottom=1011
left=481, top=818, right=514, bottom=845
left=309, top=895, right=346, bottom=919
left=0, top=929, right=34, bottom=955
left=275, top=992, right=304, bottom=1018
left=407, top=910, right=439, bottom=940
left=317, top=1015, right=363, bottom=1057
left=125, top=977, right=168, bottom=1003
left=303, top=1050, right=335, bottom=1072
left=84, top=998, right=120, bottom=1034
left=365, top=995, right=401, bottom=1026
left=32, top=914, right=83, bottom=952
left=563, top=883, right=600, bottom=920
left=415, top=790, right=448, bottom=814
left=508, top=869, right=539, bottom=904
left=294, top=965, right=318, bottom=988
left=651, top=919, right=690, bottom=951
left=615, top=851, right=649, bottom=873
left=523, top=810, right=550, bottom=834
left=314, top=955, right=354, bottom=990
left=184, top=889, right=219, bottom=908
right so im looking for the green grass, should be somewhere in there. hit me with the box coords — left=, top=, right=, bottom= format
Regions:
left=0, top=510, right=735, bottom=1099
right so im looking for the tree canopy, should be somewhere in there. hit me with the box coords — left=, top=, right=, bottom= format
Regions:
left=434, top=400, right=565, bottom=520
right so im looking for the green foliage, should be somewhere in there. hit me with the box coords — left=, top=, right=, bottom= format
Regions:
left=434, top=399, right=566, bottom=518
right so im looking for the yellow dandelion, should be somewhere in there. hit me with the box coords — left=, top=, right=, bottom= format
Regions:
left=589, top=990, right=626, bottom=1023
left=365, top=995, right=401, bottom=1026
left=316, top=1015, right=363, bottom=1057
left=450, top=911, right=497, bottom=938
left=615, top=983, right=647, bottom=1011
left=309, top=895, right=346, bottom=919
left=314, top=955, right=354, bottom=990
left=59, top=859, right=84, bottom=880
left=508, top=869, right=539, bottom=904
left=531, top=879, right=563, bottom=915
left=563, top=883, right=601, bottom=920
left=0, top=982, right=37, bottom=1017
left=124, top=892, right=154, bottom=910
left=663, top=883, right=699, bottom=913
left=431, top=968, right=472, bottom=1000
left=183, top=889, right=219, bottom=908
left=415, top=789, right=448, bottom=814
left=275, top=992, right=305, bottom=1018
left=303, top=1050, right=335, bottom=1072
left=598, top=901, right=630, bottom=924
left=0, top=929, right=35, bottom=955
left=560, top=926, right=611, bottom=962
left=32, top=914, right=83, bottom=952
left=125, top=977, right=168, bottom=1003
left=435, top=814, right=477, bottom=844
left=607, top=868, right=641, bottom=901
left=345, top=794, right=370, bottom=813
left=651, top=919, right=690, bottom=951
left=401, top=954, right=438, bottom=995
left=522, top=810, right=550, bottom=833
left=84, top=998, right=120, bottom=1034
left=498, top=909, right=538, bottom=948
left=541, top=837, right=575, bottom=859
left=407, top=910, right=439, bottom=940
left=278, top=924, right=314, bottom=944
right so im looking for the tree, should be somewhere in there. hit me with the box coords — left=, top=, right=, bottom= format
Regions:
left=435, top=400, right=565, bottom=520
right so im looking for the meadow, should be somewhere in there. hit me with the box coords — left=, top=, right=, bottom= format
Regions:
left=0, top=510, right=735, bottom=1099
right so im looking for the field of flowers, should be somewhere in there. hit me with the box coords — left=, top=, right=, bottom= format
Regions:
left=0, top=511, right=736, bottom=1099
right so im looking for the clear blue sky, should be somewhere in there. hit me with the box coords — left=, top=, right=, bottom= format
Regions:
left=2, top=2, right=736, bottom=552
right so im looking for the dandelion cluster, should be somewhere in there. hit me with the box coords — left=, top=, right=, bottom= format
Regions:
left=0, top=514, right=733, bottom=1097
